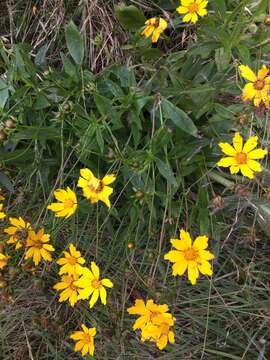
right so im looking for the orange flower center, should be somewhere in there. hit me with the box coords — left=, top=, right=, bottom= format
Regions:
left=88, top=179, right=104, bottom=193
left=67, top=256, right=77, bottom=265
left=70, top=281, right=78, bottom=291
left=34, top=240, right=43, bottom=249
left=82, top=333, right=91, bottom=343
left=15, top=229, right=28, bottom=242
left=188, top=3, right=199, bottom=13
left=253, top=79, right=265, bottom=90
left=235, top=152, right=247, bottom=165
left=63, top=199, right=74, bottom=209
left=91, top=279, right=101, bottom=289
left=184, top=248, right=198, bottom=261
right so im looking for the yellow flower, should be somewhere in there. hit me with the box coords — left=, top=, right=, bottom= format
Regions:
left=70, top=324, right=96, bottom=357
left=0, top=188, right=5, bottom=201
left=77, top=168, right=116, bottom=208
left=217, top=132, right=268, bottom=179
left=47, top=187, right=77, bottom=218
left=4, top=217, right=32, bottom=249
left=57, top=243, right=85, bottom=275
left=54, top=273, right=80, bottom=307
left=0, top=252, right=9, bottom=269
left=177, top=0, right=208, bottom=24
left=141, top=18, right=168, bottom=43
left=164, top=229, right=214, bottom=285
left=239, top=64, right=270, bottom=108
left=127, top=299, right=172, bottom=330
left=25, top=229, right=55, bottom=266
left=141, top=315, right=175, bottom=350
left=0, top=203, right=6, bottom=220
left=75, top=262, right=113, bottom=308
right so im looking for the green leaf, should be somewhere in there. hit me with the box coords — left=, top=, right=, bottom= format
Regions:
left=161, top=99, right=198, bottom=137
left=0, top=171, right=14, bottom=192
left=115, top=4, right=146, bottom=31
left=155, top=158, right=178, bottom=187
left=65, top=21, right=84, bottom=65
left=35, top=43, right=49, bottom=68
left=0, top=79, right=9, bottom=109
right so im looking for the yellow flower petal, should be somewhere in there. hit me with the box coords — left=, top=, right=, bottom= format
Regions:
left=229, top=165, right=240, bottom=174
left=242, top=83, right=257, bottom=101
left=188, top=264, right=199, bottom=285
left=99, top=286, right=107, bottom=305
left=102, top=174, right=116, bottom=185
left=172, top=260, right=188, bottom=276
left=198, top=260, right=213, bottom=275
left=101, top=278, right=113, bottom=288
left=176, top=6, right=188, bottom=14
left=217, top=157, right=237, bottom=167
left=90, top=262, right=100, bottom=279
left=183, top=13, right=193, bottom=22
left=246, top=159, right=262, bottom=172
left=89, top=289, right=99, bottom=308
left=239, top=164, right=254, bottom=179
left=233, top=132, right=243, bottom=152
left=242, top=136, right=258, bottom=153
left=164, top=250, right=184, bottom=263
left=193, top=235, right=208, bottom=250
left=239, top=65, right=257, bottom=82
left=80, top=168, right=94, bottom=180
left=191, top=13, right=198, bottom=23
left=257, top=65, right=269, bottom=80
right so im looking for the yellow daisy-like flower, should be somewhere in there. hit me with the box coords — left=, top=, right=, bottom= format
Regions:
left=70, top=324, right=96, bottom=357
left=77, top=168, right=116, bottom=208
left=141, top=18, right=168, bottom=43
left=217, top=132, right=268, bottom=179
left=164, top=229, right=214, bottom=285
left=177, top=0, right=208, bottom=24
left=239, top=64, right=270, bottom=108
left=47, top=187, right=77, bottom=218
left=54, top=273, right=80, bottom=307
left=0, top=203, right=6, bottom=220
left=25, top=229, right=55, bottom=266
left=141, top=314, right=175, bottom=350
left=75, top=262, right=113, bottom=308
left=4, top=217, right=32, bottom=249
left=127, top=299, right=172, bottom=330
left=0, top=252, right=9, bottom=269
left=57, top=243, right=85, bottom=275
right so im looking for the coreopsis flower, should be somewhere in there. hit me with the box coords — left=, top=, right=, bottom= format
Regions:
left=217, top=132, right=267, bottom=179
left=25, top=229, right=55, bottom=266
left=4, top=217, right=32, bottom=249
left=0, top=253, right=9, bottom=269
left=141, top=314, right=175, bottom=350
left=77, top=168, right=116, bottom=208
left=53, top=273, right=80, bottom=307
left=75, top=262, right=113, bottom=308
left=70, top=324, right=96, bottom=357
left=141, top=18, right=168, bottom=43
left=47, top=187, right=77, bottom=218
left=164, top=229, right=214, bottom=285
left=177, top=0, right=208, bottom=24
left=57, top=243, right=85, bottom=275
left=127, top=299, right=172, bottom=330
left=239, top=64, right=270, bottom=108
left=0, top=203, right=6, bottom=220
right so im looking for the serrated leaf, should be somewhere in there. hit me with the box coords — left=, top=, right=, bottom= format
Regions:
left=65, top=21, right=84, bottom=65
left=162, top=99, right=198, bottom=137
left=115, top=4, right=146, bottom=31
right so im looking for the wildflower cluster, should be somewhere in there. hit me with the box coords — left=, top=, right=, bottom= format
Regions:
left=127, top=299, right=175, bottom=350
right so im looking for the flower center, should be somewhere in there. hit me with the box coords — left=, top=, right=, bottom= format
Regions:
left=67, top=256, right=77, bottom=265
left=70, top=281, right=77, bottom=291
left=35, top=240, right=43, bottom=249
left=82, top=333, right=91, bottom=343
left=88, top=178, right=104, bottom=193
left=154, top=18, right=160, bottom=27
left=184, top=248, right=198, bottom=261
left=188, top=3, right=199, bottom=13
left=253, top=80, right=265, bottom=90
left=63, top=199, right=74, bottom=209
left=235, top=152, right=247, bottom=165
left=91, top=279, right=101, bottom=289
